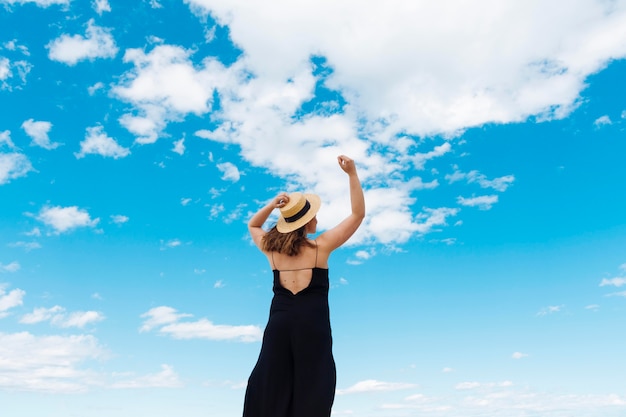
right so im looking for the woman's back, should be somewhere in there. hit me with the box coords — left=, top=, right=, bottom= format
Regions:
left=269, top=240, right=327, bottom=295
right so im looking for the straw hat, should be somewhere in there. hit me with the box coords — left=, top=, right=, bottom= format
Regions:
left=276, top=192, right=321, bottom=233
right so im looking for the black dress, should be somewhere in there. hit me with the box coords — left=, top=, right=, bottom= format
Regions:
left=243, top=247, right=336, bottom=417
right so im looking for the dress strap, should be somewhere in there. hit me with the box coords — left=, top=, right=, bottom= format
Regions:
left=314, top=240, right=318, bottom=268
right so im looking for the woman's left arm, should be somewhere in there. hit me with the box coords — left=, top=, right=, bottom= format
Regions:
left=248, top=193, right=289, bottom=248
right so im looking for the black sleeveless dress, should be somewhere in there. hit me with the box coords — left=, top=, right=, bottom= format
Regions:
left=243, top=248, right=336, bottom=417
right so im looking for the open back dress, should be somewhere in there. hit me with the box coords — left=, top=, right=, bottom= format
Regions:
left=243, top=242, right=336, bottom=417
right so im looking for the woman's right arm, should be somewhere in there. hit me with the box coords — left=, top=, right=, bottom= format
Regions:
left=318, top=155, right=365, bottom=251
left=248, top=193, right=289, bottom=249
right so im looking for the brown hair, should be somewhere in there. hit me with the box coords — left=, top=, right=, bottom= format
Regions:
left=261, top=225, right=314, bottom=256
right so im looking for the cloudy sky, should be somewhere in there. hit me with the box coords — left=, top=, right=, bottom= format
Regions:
left=1, top=0, right=626, bottom=416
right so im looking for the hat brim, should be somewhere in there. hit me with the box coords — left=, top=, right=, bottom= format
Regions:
left=276, top=193, right=321, bottom=233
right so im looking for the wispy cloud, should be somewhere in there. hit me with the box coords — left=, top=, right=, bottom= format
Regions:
left=456, top=381, right=513, bottom=390
left=600, top=277, right=626, bottom=287
left=537, top=305, right=564, bottom=316
left=457, top=195, right=499, bottom=210
left=512, top=352, right=529, bottom=359
left=20, top=306, right=105, bottom=328
left=337, top=379, right=417, bottom=395
left=111, top=364, right=182, bottom=389
left=8, top=241, right=41, bottom=251
left=2, top=0, right=70, bottom=7
left=446, top=167, right=515, bottom=192
left=140, top=306, right=262, bottom=342
left=110, top=214, right=129, bottom=224
left=160, top=239, right=183, bottom=250
left=0, top=261, right=20, bottom=273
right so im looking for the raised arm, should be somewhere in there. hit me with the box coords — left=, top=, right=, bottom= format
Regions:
left=318, top=155, right=365, bottom=251
left=248, top=193, right=289, bottom=249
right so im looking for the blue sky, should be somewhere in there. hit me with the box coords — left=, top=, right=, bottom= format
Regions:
left=1, top=0, right=626, bottom=416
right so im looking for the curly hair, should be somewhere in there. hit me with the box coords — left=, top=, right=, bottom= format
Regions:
left=261, top=225, right=315, bottom=256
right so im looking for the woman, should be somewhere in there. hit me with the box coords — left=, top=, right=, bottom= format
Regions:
left=243, top=155, right=365, bottom=417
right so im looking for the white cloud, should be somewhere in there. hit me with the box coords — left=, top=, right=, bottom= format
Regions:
left=457, top=195, right=499, bottom=210
left=337, top=379, right=417, bottom=395
left=593, top=115, right=612, bottom=127
left=139, top=306, right=193, bottom=332
left=384, top=385, right=626, bottom=415
left=207, top=203, right=224, bottom=220
left=537, top=305, right=564, bottom=316
left=37, top=205, right=100, bottom=234
left=0, top=58, right=32, bottom=90
left=140, top=306, right=262, bottom=342
left=21, top=119, right=60, bottom=150
left=600, top=277, right=626, bottom=287
left=216, top=161, right=240, bottom=182
left=0, top=285, right=26, bottom=318
left=111, top=364, right=182, bottom=389
left=19, top=305, right=63, bottom=324
left=113, top=45, right=228, bottom=144
left=455, top=381, right=481, bottom=390
left=160, top=239, right=182, bottom=249
left=213, top=280, right=225, bottom=288
left=20, top=306, right=105, bottom=328
left=0, top=331, right=106, bottom=393
left=92, top=0, right=110, bottom=14
left=181, top=198, right=192, bottom=206
left=8, top=241, right=41, bottom=251
left=0, top=130, right=15, bottom=148
left=412, top=142, right=452, bottom=170
left=512, top=352, right=529, bottom=359
left=105, top=0, right=626, bottom=246
left=110, top=214, right=129, bottom=224
left=0, top=0, right=69, bottom=6
left=184, top=0, right=626, bottom=135
left=60, top=311, right=105, bottom=328
left=47, top=19, right=118, bottom=65
left=456, top=381, right=513, bottom=390
left=75, top=126, right=130, bottom=159
left=172, top=138, right=185, bottom=155
left=0, top=151, right=33, bottom=185
left=0, top=261, right=20, bottom=272
left=0, top=57, right=10, bottom=81
left=446, top=167, right=515, bottom=191
left=355, top=250, right=372, bottom=260
left=25, top=227, right=41, bottom=237
left=87, top=81, right=105, bottom=95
